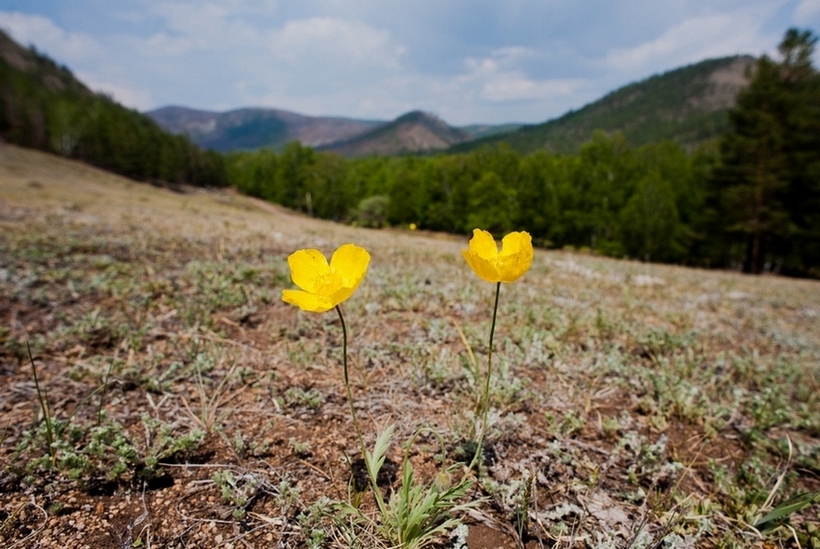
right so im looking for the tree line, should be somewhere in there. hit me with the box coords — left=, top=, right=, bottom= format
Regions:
left=0, top=42, right=228, bottom=187
left=227, top=29, right=820, bottom=278
left=228, top=135, right=715, bottom=263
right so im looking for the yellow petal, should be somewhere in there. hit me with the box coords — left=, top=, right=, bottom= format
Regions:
left=329, top=285, right=356, bottom=308
left=468, top=229, right=499, bottom=260
left=329, top=244, right=370, bottom=288
left=462, top=249, right=501, bottom=283
left=282, top=289, right=334, bottom=313
left=497, top=231, right=533, bottom=283
left=287, top=249, right=330, bottom=293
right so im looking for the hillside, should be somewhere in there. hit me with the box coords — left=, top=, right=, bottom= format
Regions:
left=0, top=30, right=227, bottom=187
left=451, top=55, right=754, bottom=155
left=460, top=122, right=524, bottom=140
left=147, top=106, right=383, bottom=152
left=319, top=110, right=471, bottom=156
left=1, top=142, right=818, bottom=548
left=0, top=30, right=92, bottom=96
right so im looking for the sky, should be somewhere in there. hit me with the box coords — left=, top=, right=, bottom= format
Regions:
left=0, top=1, right=818, bottom=126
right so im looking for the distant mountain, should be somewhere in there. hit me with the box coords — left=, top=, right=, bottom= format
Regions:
left=146, top=106, right=383, bottom=152
left=450, top=55, right=755, bottom=155
left=319, top=110, right=471, bottom=157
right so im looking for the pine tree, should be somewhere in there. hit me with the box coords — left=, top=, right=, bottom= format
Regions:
left=711, top=28, right=820, bottom=275
left=779, top=29, right=820, bottom=275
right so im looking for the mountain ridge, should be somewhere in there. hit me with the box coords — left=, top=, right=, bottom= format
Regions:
left=449, top=55, right=755, bottom=154
left=317, top=110, right=471, bottom=157
left=146, top=106, right=383, bottom=151
left=0, top=29, right=92, bottom=95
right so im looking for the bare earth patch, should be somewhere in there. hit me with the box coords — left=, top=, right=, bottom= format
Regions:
left=1, top=143, right=818, bottom=548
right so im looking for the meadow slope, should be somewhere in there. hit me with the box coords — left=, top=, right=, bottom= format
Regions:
left=1, top=143, right=818, bottom=548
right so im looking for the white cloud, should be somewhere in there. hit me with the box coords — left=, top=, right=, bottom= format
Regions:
left=268, top=17, right=403, bottom=68
left=603, top=13, right=765, bottom=72
left=0, top=11, right=101, bottom=61
left=794, top=0, right=820, bottom=22
left=76, top=71, right=154, bottom=110
left=482, top=75, right=581, bottom=102
left=143, top=32, right=196, bottom=56
left=458, top=48, right=583, bottom=102
left=144, top=1, right=264, bottom=54
left=152, top=2, right=230, bottom=36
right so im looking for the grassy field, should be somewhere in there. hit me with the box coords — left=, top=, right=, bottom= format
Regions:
left=1, top=142, right=818, bottom=548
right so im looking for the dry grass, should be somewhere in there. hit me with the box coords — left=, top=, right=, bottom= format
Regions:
left=1, top=143, right=818, bottom=548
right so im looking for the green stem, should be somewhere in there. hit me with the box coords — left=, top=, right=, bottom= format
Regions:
left=28, top=341, right=54, bottom=461
left=336, top=305, right=387, bottom=515
left=470, top=281, right=501, bottom=473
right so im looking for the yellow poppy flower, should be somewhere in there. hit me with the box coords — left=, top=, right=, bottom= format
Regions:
left=282, top=244, right=370, bottom=313
left=462, top=229, right=533, bottom=283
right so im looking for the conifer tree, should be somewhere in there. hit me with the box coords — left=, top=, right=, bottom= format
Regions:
left=712, top=28, right=820, bottom=275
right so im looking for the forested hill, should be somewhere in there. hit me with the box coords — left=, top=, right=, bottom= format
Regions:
left=147, top=106, right=383, bottom=152
left=0, top=30, right=227, bottom=187
left=450, top=55, right=754, bottom=155
left=148, top=107, right=486, bottom=156
left=318, top=111, right=471, bottom=157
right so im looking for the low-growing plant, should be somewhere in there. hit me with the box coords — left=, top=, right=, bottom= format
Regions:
left=12, top=344, right=137, bottom=486
left=297, top=496, right=334, bottom=549
left=212, top=469, right=262, bottom=518
left=139, top=414, right=205, bottom=479
left=180, top=350, right=245, bottom=433
left=289, top=437, right=312, bottom=458
left=281, top=386, right=325, bottom=410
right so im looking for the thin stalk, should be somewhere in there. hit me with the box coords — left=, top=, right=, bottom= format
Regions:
left=96, top=359, right=114, bottom=426
left=27, top=341, right=54, bottom=460
left=336, top=305, right=388, bottom=516
left=470, top=281, right=501, bottom=473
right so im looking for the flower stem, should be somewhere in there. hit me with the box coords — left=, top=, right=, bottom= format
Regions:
left=28, top=341, right=54, bottom=461
left=336, top=306, right=360, bottom=443
left=335, top=305, right=387, bottom=514
left=471, top=281, right=501, bottom=472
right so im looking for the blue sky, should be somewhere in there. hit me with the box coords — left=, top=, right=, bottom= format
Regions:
left=1, top=1, right=818, bottom=125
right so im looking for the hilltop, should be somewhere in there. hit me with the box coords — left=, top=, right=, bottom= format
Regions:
left=148, top=107, right=483, bottom=156
left=318, top=110, right=471, bottom=157
left=146, top=106, right=383, bottom=152
left=451, top=55, right=754, bottom=154
left=0, top=30, right=92, bottom=95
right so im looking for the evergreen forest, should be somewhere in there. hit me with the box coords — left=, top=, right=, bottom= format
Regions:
left=2, top=28, right=818, bottom=277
